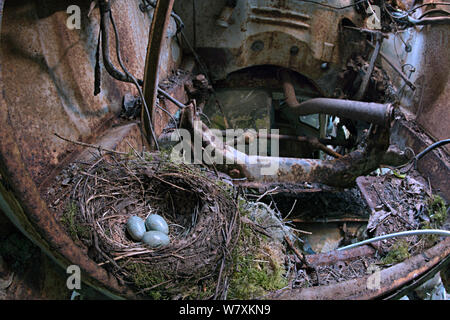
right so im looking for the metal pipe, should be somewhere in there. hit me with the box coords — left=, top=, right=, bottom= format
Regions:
left=232, top=132, right=343, bottom=159
left=280, top=70, right=393, bottom=127
left=180, top=105, right=390, bottom=188
left=408, top=15, right=450, bottom=25
left=338, top=229, right=450, bottom=251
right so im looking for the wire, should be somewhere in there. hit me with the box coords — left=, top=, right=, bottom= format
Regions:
left=338, top=229, right=450, bottom=251
left=158, top=88, right=186, bottom=109
left=414, top=138, right=450, bottom=169
left=385, top=1, right=450, bottom=26
left=408, top=2, right=450, bottom=14
left=109, top=10, right=160, bottom=150
left=407, top=15, right=450, bottom=25
left=418, top=8, right=450, bottom=19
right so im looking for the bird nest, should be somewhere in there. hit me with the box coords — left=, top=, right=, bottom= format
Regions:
left=68, top=153, right=240, bottom=299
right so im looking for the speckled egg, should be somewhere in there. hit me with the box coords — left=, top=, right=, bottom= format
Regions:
left=126, top=216, right=146, bottom=241
left=142, top=231, right=170, bottom=248
left=145, top=214, right=169, bottom=235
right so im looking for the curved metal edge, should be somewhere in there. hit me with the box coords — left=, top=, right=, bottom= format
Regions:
left=0, top=0, right=134, bottom=299
left=142, top=0, right=175, bottom=147
left=382, top=252, right=450, bottom=300
left=266, top=237, right=450, bottom=300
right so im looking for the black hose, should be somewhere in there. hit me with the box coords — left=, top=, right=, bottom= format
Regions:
left=408, top=16, right=450, bottom=25
left=418, top=9, right=450, bottom=19
left=415, top=139, right=450, bottom=168
left=99, top=1, right=141, bottom=85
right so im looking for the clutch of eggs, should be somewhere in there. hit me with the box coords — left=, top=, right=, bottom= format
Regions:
left=126, top=214, right=170, bottom=248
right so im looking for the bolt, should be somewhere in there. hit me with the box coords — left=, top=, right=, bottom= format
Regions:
left=290, top=46, right=299, bottom=56
left=251, top=40, right=264, bottom=52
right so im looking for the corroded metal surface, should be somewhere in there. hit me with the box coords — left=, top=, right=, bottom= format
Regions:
left=381, top=5, right=449, bottom=154
left=0, top=0, right=448, bottom=300
left=174, top=0, right=365, bottom=96
left=268, top=237, right=450, bottom=300
left=305, top=245, right=375, bottom=267
left=0, top=0, right=184, bottom=299
left=280, top=69, right=393, bottom=126
left=0, top=0, right=180, bottom=188
left=415, top=24, right=450, bottom=150
left=180, top=105, right=390, bottom=188
left=391, top=120, right=449, bottom=200
left=142, top=0, right=175, bottom=146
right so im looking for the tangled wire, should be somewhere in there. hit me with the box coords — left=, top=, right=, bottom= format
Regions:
left=69, top=153, right=240, bottom=299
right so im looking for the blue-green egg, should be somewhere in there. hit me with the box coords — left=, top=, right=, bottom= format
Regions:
left=145, top=214, right=169, bottom=235
left=126, top=216, right=146, bottom=241
left=142, top=231, right=170, bottom=248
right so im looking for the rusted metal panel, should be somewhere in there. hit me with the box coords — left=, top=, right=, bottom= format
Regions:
left=380, top=5, right=449, bottom=154
left=0, top=0, right=180, bottom=187
left=415, top=24, right=450, bottom=151
left=174, top=0, right=365, bottom=96
left=0, top=0, right=181, bottom=299
left=77, top=122, right=147, bottom=161
left=390, top=120, right=449, bottom=201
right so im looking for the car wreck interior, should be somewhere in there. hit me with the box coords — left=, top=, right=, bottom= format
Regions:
left=0, top=0, right=449, bottom=302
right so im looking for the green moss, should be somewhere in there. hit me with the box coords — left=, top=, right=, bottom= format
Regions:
left=381, top=240, right=410, bottom=265
left=124, top=262, right=168, bottom=299
left=125, top=263, right=163, bottom=288
left=426, top=195, right=447, bottom=227
left=144, top=152, right=154, bottom=162
left=126, top=149, right=135, bottom=159
left=227, top=214, right=288, bottom=299
left=61, top=201, right=89, bottom=240
left=210, top=115, right=227, bottom=130
left=420, top=195, right=448, bottom=245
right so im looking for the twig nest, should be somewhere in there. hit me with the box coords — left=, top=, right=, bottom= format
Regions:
left=126, top=216, right=146, bottom=241
left=142, top=231, right=170, bottom=248
left=145, top=214, right=169, bottom=235
left=70, top=154, right=239, bottom=299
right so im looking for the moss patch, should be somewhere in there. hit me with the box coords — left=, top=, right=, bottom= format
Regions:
left=381, top=240, right=410, bottom=265
left=426, top=195, right=447, bottom=227
left=227, top=207, right=288, bottom=299
left=60, top=201, right=89, bottom=240
left=420, top=195, right=448, bottom=245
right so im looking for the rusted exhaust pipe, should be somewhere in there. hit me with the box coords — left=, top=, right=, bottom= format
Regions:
left=280, top=69, right=393, bottom=127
